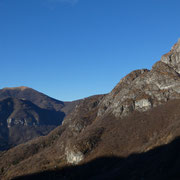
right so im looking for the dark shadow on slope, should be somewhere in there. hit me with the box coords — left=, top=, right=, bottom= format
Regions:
left=12, top=136, right=180, bottom=180
left=0, top=98, right=14, bottom=151
left=0, top=98, right=65, bottom=151
left=20, top=99, right=65, bottom=126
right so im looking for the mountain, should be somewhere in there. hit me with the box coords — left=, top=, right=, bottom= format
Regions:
left=1, top=39, right=180, bottom=179
left=0, top=86, right=64, bottom=112
left=0, top=86, right=81, bottom=115
left=0, top=87, right=80, bottom=151
left=0, top=97, right=65, bottom=150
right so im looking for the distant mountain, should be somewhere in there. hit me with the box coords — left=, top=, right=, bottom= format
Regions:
left=0, top=87, right=80, bottom=151
left=0, top=86, right=64, bottom=111
left=2, top=40, right=180, bottom=179
left=0, top=97, right=65, bottom=150
left=0, top=86, right=80, bottom=115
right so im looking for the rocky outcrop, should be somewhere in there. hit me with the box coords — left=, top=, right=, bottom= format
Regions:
left=134, top=98, right=152, bottom=111
left=161, top=39, right=180, bottom=73
left=61, top=95, right=104, bottom=164
left=50, top=39, right=180, bottom=166
left=65, top=148, right=84, bottom=164
left=97, top=39, right=180, bottom=118
left=63, top=39, right=180, bottom=165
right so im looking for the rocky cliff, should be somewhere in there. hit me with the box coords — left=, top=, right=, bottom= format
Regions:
left=98, top=39, right=180, bottom=118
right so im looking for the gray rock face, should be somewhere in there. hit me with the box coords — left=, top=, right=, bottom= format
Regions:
left=65, top=147, right=84, bottom=164
left=61, top=95, right=104, bottom=164
left=135, top=98, right=152, bottom=111
left=161, top=39, right=180, bottom=73
left=49, top=39, right=180, bottom=166
left=64, top=39, right=180, bottom=165
left=98, top=39, right=180, bottom=118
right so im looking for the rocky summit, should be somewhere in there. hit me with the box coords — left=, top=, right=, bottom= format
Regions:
left=1, top=40, right=180, bottom=179
left=98, top=39, right=180, bottom=118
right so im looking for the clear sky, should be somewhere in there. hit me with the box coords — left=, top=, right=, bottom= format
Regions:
left=0, top=0, right=180, bottom=101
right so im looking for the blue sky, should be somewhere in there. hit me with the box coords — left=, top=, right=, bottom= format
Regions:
left=0, top=0, right=180, bottom=101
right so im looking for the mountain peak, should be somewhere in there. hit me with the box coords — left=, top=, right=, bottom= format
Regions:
left=2, top=86, right=30, bottom=91
left=161, top=39, right=180, bottom=73
left=171, top=38, right=180, bottom=52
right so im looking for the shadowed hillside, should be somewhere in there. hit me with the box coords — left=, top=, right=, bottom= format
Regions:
left=0, top=98, right=65, bottom=150
left=0, top=87, right=80, bottom=151
left=12, top=137, right=180, bottom=180
left=2, top=98, right=180, bottom=180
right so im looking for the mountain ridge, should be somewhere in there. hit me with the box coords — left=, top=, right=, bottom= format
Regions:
left=1, top=39, right=180, bottom=179
left=2, top=86, right=29, bottom=91
left=0, top=86, right=64, bottom=111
